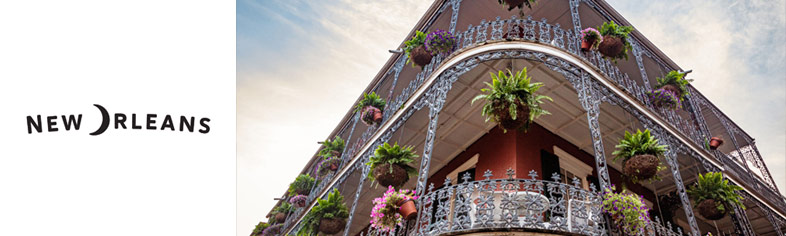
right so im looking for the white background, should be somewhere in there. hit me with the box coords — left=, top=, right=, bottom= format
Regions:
left=0, top=1, right=235, bottom=235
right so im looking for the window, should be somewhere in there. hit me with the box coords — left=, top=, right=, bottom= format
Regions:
left=446, top=154, right=478, bottom=185
left=553, top=146, right=593, bottom=190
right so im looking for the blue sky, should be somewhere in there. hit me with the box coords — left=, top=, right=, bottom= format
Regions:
left=237, top=0, right=785, bottom=235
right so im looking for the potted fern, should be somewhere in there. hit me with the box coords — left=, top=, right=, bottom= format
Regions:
left=404, top=31, right=432, bottom=68
left=687, top=172, right=745, bottom=220
left=497, top=0, right=536, bottom=10
left=355, top=92, right=386, bottom=126
left=581, top=27, right=603, bottom=51
left=602, top=185, right=652, bottom=235
left=272, top=202, right=293, bottom=223
left=597, top=21, right=634, bottom=61
left=471, top=68, right=552, bottom=133
left=425, top=30, right=456, bottom=56
left=612, top=129, right=667, bottom=183
left=299, top=189, right=350, bottom=235
left=289, top=174, right=316, bottom=196
left=318, top=136, right=345, bottom=175
left=251, top=222, right=269, bottom=236
left=367, top=142, right=419, bottom=188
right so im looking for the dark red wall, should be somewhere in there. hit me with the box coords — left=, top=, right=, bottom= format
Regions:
left=428, top=123, right=655, bottom=202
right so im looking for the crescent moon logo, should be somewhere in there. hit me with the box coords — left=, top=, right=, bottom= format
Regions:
left=89, top=104, right=109, bottom=136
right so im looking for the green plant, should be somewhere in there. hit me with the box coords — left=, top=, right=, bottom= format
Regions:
left=404, top=31, right=428, bottom=67
left=318, top=136, right=345, bottom=158
left=598, top=21, right=634, bottom=61
left=471, top=68, right=552, bottom=132
left=656, top=70, right=693, bottom=99
left=299, top=189, right=350, bottom=236
left=366, top=142, right=418, bottom=183
left=273, top=202, right=294, bottom=215
left=602, top=185, right=651, bottom=235
left=354, top=92, right=386, bottom=112
left=251, top=222, right=270, bottom=236
left=687, top=172, right=745, bottom=214
left=288, top=174, right=316, bottom=196
left=611, top=129, right=668, bottom=183
left=370, top=186, right=418, bottom=233
left=612, top=129, right=667, bottom=162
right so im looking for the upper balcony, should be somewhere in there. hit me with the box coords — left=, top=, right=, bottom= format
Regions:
left=265, top=1, right=786, bottom=236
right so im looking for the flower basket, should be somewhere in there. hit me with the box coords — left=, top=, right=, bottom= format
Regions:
left=410, top=45, right=433, bottom=68
left=660, top=84, right=682, bottom=98
left=361, top=106, right=384, bottom=125
left=580, top=28, right=602, bottom=51
left=373, top=163, right=410, bottom=188
left=425, top=30, right=456, bottom=56
left=709, top=137, right=724, bottom=150
left=697, top=199, right=726, bottom=220
left=494, top=99, right=531, bottom=131
left=318, top=218, right=346, bottom=234
left=623, top=154, right=660, bottom=181
left=649, top=88, right=681, bottom=110
left=290, top=194, right=308, bottom=208
left=397, top=199, right=417, bottom=220
left=275, top=213, right=287, bottom=223
left=371, top=187, right=418, bottom=233
left=602, top=186, right=651, bottom=235
left=598, top=35, right=623, bottom=58
left=262, top=224, right=282, bottom=236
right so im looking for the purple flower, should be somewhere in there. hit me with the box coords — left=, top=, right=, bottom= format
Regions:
left=425, top=30, right=456, bottom=56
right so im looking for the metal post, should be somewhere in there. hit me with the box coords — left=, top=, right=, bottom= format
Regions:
left=661, top=149, right=701, bottom=236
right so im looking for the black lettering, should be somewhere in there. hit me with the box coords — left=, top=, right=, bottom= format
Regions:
left=146, top=114, right=157, bottom=130
left=161, top=115, right=175, bottom=131
left=27, top=115, right=42, bottom=134
left=115, top=113, right=127, bottom=129
left=47, top=116, right=58, bottom=132
left=180, top=116, right=194, bottom=132
left=61, top=114, right=82, bottom=131
left=198, top=118, right=210, bottom=134
left=131, top=114, right=142, bottom=129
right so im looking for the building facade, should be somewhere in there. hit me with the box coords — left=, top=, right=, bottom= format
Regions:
left=262, top=1, right=786, bottom=235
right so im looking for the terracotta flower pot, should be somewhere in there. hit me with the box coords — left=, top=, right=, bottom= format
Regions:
left=581, top=38, right=597, bottom=51
left=410, top=45, right=433, bottom=68
left=709, top=137, right=724, bottom=150
left=493, top=99, right=531, bottom=131
left=660, top=84, right=682, bottom=98
left=275, top=213, right=286, bottom=223
left=598, top=35, right=623, bottom=58
left=318, top=218, right=346, bottom=234
left=623, top=154, right=660, bottom=181
left=697, top=199, right=727, bottom=220
left=397, top=199, right=418, bottom=220
left=361, top=106, right=384, bottom=126
left=502, top=0, right=526, bottom=10
left=373, top=163, right=410, bottom=188
left=329, top=163, right=339, bottom=171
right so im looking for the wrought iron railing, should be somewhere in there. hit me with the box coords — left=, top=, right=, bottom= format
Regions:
left=411, top=169, right=606, bottom=236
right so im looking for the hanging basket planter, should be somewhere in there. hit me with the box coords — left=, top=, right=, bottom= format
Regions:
left=660, top=84, right=682, bottom=98
left=275, top=213, right=287, bottom=223
left=410, top=45, right=433, bottom=68
left=373, top=163, right=410, bottom=188
left=494, top=100, right=531, bottom=131
left=598, top=35, right=623, bottom=58
left=697, top=199, right=727, bottom=220
left=623, top=154, right=660, bottom=181
left=709, top=137, right=724, bottom=150
left=289, top=194, right=308, bottom=208
left=318, top=218, right=346, bottom=235
left=397, top=199, right=418, bottom=220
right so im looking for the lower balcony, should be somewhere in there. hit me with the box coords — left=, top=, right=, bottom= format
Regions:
left=413, top=169, right=605, bottom=236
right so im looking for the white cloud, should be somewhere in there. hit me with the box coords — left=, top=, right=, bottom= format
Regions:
left=237, top=1, right=431, bottom=235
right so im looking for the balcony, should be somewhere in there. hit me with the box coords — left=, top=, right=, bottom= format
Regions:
left=414, top=169, right=605, bottom=236
left=271, top=1, right=786, bottom=236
